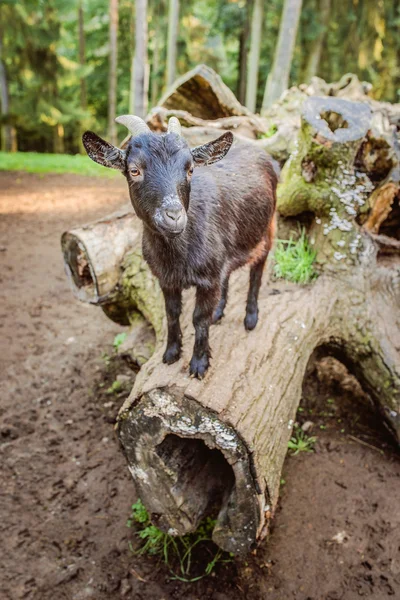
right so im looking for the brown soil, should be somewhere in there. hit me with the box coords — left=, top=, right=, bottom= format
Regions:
left=1, top=172, right=399, bottom=600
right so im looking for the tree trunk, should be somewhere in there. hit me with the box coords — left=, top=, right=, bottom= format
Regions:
left=166, top=0, right=179, bottom=88
left=150, top=11, right=161, bottom=106
left=78, top=0, right=87, bottom=111
left=262, top=0, right=303, bottom=112
left=62, top=97, right=400, bottom=555
left=245, top=0, right=264, bottom=113
left=131, top=0, right=149, bottom=119
left=0, top=24, right=16, bottom=152
left=303, top=0, right=331, bottom=83
left=237, top=0, right=252, bottom=106
left=108, top=0, right=118, bottom=145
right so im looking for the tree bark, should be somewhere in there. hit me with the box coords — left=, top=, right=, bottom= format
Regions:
left=166, top=0, right=179, bottom=88
left=262, top=0, right=303, bottom=112
left=132, top=0, right=149, bottom=119
left=62, top=97, right=400, bottom=555
left=246, top=0, right=264, bottom=113
left=303, top=0, right=331, bottom=83
left=108, top=0, right=119, bottom=145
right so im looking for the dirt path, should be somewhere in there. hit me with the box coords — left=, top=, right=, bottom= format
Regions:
left=1, top=172, right=399, bottom=600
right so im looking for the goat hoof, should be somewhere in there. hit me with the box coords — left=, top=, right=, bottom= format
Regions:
left=189, top=354, right=209, bottom=379
left=244, top=310, right=258, bottom=331
left=163, top=343, right=181, bottom=365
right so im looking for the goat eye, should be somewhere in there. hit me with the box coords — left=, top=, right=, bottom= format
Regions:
left=188, top=166, right=194, bottom=176
left=130, top=167, right=140, bottom=177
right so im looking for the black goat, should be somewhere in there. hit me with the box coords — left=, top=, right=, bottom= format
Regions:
left=83, top=116, right=277, bottom=378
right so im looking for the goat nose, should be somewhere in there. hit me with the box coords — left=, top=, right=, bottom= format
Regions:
left=165, top=207, right=183, bottom=222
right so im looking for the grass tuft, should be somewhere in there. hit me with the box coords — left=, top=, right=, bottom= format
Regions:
left=127, top=499, right=232, bottom=582
left=273, top=228, right=317, bottom=284
left=0, top=151, right=118, bottom=177
left=287, top=426, right=317, bottom=455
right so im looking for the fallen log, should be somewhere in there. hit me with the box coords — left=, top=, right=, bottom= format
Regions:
left=63, top=96, right=400, bottom=556
left=146, top=107, right=296, bottom=162
left=146, top=107, right=267, bottom=138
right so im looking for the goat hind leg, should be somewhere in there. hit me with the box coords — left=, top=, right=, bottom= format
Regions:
left=212, top=275, right=229, bottom=323
left=244, top=254, right=268, bottom=331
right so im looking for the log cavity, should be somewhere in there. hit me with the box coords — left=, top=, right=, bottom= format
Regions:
left=380, top=195, right=400, bottom=240
left=61, top=233, right=96, bottom=301
left=156, top=434, right=235, bottom=522
left=304, top=346, right=398, bottom=445
left=320, top=111, right=349, bottom=133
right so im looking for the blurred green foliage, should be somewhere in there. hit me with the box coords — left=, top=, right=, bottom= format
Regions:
left=0, top=0, right=399, bottom=154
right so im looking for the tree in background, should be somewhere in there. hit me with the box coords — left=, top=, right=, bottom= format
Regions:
left=303, top=0, right=330, bottom=82
left=0, top=17, right=16, bottom=151
left=78, top=0, right=87, bottom=111
left=108, top=0, right=118, bottom=145
left=166, top=0, right=180, bottom=87
left=236, top=0, right=252, bottom=105
left=132, top=0, right=149, bottom=118
left=246, top=0, right=264, bottom=112
left=262, top=0, right=303, bottom=111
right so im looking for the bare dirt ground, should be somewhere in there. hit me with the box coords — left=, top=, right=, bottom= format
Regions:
left=1, top=171, right=399, bottom=600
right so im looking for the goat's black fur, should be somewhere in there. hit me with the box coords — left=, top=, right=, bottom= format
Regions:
left=83, top=128, right=277, bottom=378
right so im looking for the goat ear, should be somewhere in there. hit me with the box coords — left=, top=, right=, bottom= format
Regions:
left=82, top=131, right=125, bottom=171
left=191, top=131, right=234, bottom=167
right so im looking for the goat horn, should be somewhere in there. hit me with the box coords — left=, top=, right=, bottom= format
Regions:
left=167, top=116, right=182, bottom=136
left=115, top=115, right=150, bottom=137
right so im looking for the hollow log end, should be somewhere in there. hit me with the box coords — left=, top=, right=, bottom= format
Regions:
left=117, top=389, right=265, bottom=555
left=61, top=232, right=99, bottom=303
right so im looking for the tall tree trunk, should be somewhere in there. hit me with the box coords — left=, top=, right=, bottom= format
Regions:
left=108, top=0, right=118, bottom=144
left=78, top=0, right=87, bottom=111
left=237, top=0, right=252, bottom=106
left=151, top=17, right=161, bottom=106
left=0, top=24, right=16, bottom=152
left=262, top=0, right=303, bottom=113
left=245, top=0, right=264, bottom=113
left=303, top=0, right=331, bottom=83
left=131, top=0, right=149, bottom=119
left=166, top=0, right=179, bottom=88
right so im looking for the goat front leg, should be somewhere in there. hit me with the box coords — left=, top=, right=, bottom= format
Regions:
left=190, top=283, right=220, bottom=378
left=162, top=287, right=183, bottom=364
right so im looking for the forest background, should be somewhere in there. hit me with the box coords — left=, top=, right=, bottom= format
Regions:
left=0, top=0, right=399, bottom=155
